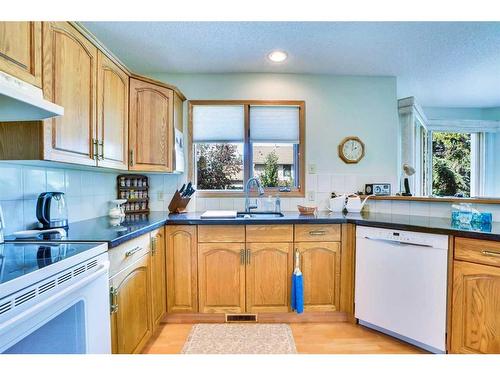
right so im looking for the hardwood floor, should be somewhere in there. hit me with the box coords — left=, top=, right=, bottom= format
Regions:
left=142, top=322, right=425, bottom=354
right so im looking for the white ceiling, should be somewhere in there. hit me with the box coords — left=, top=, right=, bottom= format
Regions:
left=82, top=22, right=500, bottom=107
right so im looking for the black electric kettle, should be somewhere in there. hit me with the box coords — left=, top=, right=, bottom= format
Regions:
left=36, top=192, right=68, bottom=229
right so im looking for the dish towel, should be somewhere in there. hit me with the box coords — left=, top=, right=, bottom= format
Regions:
left=291, top=250, right=304, bottom=314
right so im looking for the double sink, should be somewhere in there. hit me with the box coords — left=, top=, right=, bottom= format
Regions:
left=236, top=212, right=284, bottom=219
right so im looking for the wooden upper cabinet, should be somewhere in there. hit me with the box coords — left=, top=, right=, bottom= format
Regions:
left=150, top=228, right=167, bottom=326
left=295, top=242, right=341, bottom=312
left=0, top=22, right=42, bottom=87
left=198, top=242, right=246, bottom=313
left=110, top=254, right=152, bottom=354
left=166, top=226, right=198, bottom=313
left=246, top=242, right=293, bottom=313
left=96, top=51, right=129, bottom=169
left=42, top=22, right=97, bottom=165
left=129, top=78, right=173, bottom=172
left=451, top=260, right=500, bottom=354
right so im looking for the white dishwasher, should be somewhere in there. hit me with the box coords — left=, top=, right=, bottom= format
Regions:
left=355, top=226, right=448, bottom=353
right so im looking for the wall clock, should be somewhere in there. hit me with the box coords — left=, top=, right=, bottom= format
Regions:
left=338, top=136, right=365, bottom=164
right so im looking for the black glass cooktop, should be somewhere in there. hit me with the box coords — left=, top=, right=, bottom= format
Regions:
left=0, top=242, right=99, bottom=286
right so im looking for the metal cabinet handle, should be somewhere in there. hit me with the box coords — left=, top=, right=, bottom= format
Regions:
left=98, top=140, right=104, bottom=160
left=129, top=150, right=135, bottom=166
left=240, top=249, right=245, bottom=264
left=151, top=237, right=157, bottom=255
left=125, top=246, right=142, bottom=257
left=482, top=250, right=500, bottom=258
left=309, top=230, right=327, bottom=236
left=246, top=249, right=251, bottom=265
left=92, top=138, right=99, bottom=160
left=110, top=286, right=118, bottom=314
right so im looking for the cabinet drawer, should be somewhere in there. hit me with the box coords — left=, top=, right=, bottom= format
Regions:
left=198, top=225, right=245, bottom=243
left=294, top=224, right=341, bottom=242
left=455, top=237, right=500, bottom=267
left=109, top=233, right=151, bottom=277
left=246, top=225, right=293, bottom=242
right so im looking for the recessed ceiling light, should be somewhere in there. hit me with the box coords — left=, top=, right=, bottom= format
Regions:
left=268, top=50, right=288, bottom=63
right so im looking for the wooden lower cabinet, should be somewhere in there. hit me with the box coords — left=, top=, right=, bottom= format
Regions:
left=451, top=260, right=500, bottom=354
left=295, top=242, right=341, bottom=312
left=246, top=243, right=293, bottom=313
left=150, top=228, right=166, bottom=327
left=166, top=226, right=198, bottom=313
left=110, top=254, right=152, bottom=354
left=198, top=242, right=246, bottom=313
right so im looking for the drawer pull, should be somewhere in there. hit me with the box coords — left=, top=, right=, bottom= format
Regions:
left=246, top=249, right=251, bottom=265
left=125, top=246, right=142, bottom=257
left=240, top=249, right=245, bottom=265
left=110, top=286, right=119, bottom=314
left=309, top=230, right=327, bottom=236
left=481, top=250, right=500, bottom=258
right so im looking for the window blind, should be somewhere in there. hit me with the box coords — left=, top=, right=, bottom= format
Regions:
left=192, top=105, right=244, bottom=142
left=249, top=106, right=300, bottom=143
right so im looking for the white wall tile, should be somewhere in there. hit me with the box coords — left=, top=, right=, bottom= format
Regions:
left=219, top=199, right=234, bottom=210
left=233, top=198, right=245, bottom=211
left=23, top=167, right=46, bottom=200
left=375, top=200, right=392, bottom=214
left=344, top=175, right=357, bottom=193
left=23, top=199, right=39, bottom=230
left=0, top=164, right=23, bottom=200
left=429, top=202, right=452, bottom=218
left=330, top=174, right=346, bottom=195
left=46, top=168, right=66, bottom=192
left=391, top=201, right=410, bottom=215
left=205, top=199, right=220, bottom=210
left=306, top=174, right=317, bottom=192
left=1, top=200, right=24, bottom=234
left=65, top=170, right=82, bottom=197
left=409, top=202, right=430, bottom=217
left=317, top=174, right=331, bottom=193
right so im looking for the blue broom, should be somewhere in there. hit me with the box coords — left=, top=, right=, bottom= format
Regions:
left=291, top=250, right=304, bottom=314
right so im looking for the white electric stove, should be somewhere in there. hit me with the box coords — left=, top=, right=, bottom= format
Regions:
left=0, top=241, right=111, bottom=354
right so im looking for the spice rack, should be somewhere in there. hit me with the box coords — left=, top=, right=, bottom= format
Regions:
left=117, top=174, right=149, bottom=215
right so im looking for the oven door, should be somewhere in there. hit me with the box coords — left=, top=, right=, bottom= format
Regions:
left=0, top=259, right=111, bottom=354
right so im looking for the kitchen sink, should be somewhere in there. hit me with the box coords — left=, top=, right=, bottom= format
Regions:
left=237, top=212, right=284, bottom=218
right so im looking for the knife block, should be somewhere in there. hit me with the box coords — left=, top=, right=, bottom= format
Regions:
left=168, top=190, right=191, bottom=213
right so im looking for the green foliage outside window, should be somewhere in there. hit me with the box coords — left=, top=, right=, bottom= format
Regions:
left=432, top=132, right=471, bottom=197
left=196, top=144, right=243, bottom=190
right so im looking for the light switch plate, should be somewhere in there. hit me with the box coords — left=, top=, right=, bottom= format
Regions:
left=157, top=191, right=165, bottom=201
left=308, top=164, right=317, bottom=174
left=307, top=191, right=316, bottom=201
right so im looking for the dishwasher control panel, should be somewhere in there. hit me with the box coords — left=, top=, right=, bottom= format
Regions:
left=356, top=226, right=448, bottom=249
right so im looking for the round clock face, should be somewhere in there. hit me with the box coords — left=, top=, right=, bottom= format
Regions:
left=339, top=137, right=365, bottom=163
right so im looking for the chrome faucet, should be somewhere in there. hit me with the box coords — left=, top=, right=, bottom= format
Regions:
left=245, top=177, right=265, bottom=212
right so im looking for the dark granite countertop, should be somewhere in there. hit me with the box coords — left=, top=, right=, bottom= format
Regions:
left=7, top=211, right=500, bottom=248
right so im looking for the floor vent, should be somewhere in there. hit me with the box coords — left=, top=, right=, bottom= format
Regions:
left=225, top=314, right=258, bottom=323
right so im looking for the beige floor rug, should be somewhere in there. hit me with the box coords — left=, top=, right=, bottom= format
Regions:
left=181, top=323, right=297, bottom=354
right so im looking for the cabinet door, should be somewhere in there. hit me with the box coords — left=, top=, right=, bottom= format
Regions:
left=295, top=242, right=341, bottom=312
left=246, top=242, right=293, bottom=313
left=166, top=226, right=198, bottom=313
left=198, top=242, right=246, bottom=313
left=96, top=51, right=129, bottom=169
left=42, top=22, right=97, bottom=166
left=110, top=254, right=152, bottom=354
left=129, top=78, right=173, bottom=172
left=0, top=22, right=42, bottom=87
left=150, top=228, right=166, bottom=326
left=451, top=260, right=500, bottom=354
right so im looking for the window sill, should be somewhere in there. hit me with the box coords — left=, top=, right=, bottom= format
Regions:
left=360, top=195, right=500, bottom=204
left=196, top=190, right=305, bottom=198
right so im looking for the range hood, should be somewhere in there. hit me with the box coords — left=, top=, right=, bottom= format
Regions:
left=0, top=71, right=64, bottom=121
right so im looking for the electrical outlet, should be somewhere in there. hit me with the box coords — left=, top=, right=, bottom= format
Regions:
left=157, top=191, right=165, bottom=201
left=307, top=191, right=316, bottom=201
left=308, top=163, right=317, bottom=174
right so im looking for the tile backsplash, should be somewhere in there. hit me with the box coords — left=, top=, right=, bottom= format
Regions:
left=0, top=162, right=181, bottom=235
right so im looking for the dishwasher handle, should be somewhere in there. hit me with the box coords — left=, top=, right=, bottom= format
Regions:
left=363, top=236, right=434, bottom=248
